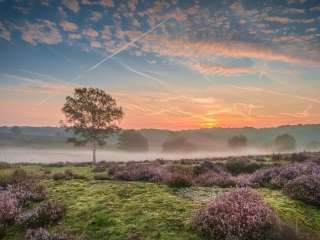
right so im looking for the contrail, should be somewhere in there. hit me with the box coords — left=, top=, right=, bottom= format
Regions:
left=73, top=18, right=170, bottom=82
left=116, top=60, right=171, bottom=90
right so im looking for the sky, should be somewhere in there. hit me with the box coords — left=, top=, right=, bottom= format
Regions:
left=0, top=0, right=320, bottom=130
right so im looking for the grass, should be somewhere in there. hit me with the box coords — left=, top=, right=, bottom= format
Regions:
left=2, top=165, right=320, bottom=239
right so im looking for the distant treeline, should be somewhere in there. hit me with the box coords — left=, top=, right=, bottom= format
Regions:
left=0, top=124, right=320, bottom=152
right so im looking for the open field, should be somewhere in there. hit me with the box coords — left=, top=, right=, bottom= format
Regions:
left=1, top=151, right=320, bottom=240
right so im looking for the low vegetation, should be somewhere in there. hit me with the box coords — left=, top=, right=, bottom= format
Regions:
left=1, top=151, right=320, bottom=240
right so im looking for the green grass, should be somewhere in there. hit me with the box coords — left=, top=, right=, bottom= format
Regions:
left=2, top=165, right=320, bottom=239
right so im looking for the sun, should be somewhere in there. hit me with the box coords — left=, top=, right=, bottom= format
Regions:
left=200, top=119, right=217, bottom=128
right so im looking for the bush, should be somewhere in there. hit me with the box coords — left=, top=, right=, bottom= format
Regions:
left=249, top=167, right=281, bottom=187
left=283, top=175, right=320, bottom=206
left=25, top=228, right=51, bottom=240
left=0, top=190, right=20, bottom=224
left=192, top=161, right=224, bottom=176
left=164, top=166, right=193, bottom=188
left=194, top=171, right=236, bottom=187
left=93, top=173, right=111, bottom=180
left=192, top=188, right=276, bottom=240
left=111, top=163, right=167, bottom=182
left=16, top=201, right=65, bottom=227
left=225, top=159, right=263, bottom=175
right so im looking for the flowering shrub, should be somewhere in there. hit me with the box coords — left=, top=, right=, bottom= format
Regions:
left=25, top=228, right=51, bottom=240
left=249, top=167, right=281, bottom=187
left=192, top=161, right=224, bottom=176
left=111, top=163, right=167, bottom=182
left=225, top=159, right=263, bottom=175
left=192, top=188, right=277, bottom=240
left=283, top=175, right=320, bottom=206
left=163, top=166, right=193, bottom=188
left=16, top=201, right=65, bottom=227
left=194, top=171, right=236, bottom=187
left=0, top=190, right=20, bottom=224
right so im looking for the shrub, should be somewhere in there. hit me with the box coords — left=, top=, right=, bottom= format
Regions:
left=0, top=169, right=29, bottom=187
left=194, top=171, right=236, bottom=187
left=8, top=183, right=47, bottom=205
left=111, top=163, right=167, bottom=182
left=92, top=165, right=106, bottom=173
left=249, top=167, right=281, bottom=187
left=192, top=161, right=224, bottom=176
left=164, top=166, right=193, bottom=188
left=0, top=190, right=20, bottom=224
left=271, top=165, right=302, bottom=188
left=283, top=175, right=320, bottom=206
left=52, top=173, right=66, bottom=181
left=16, top=201, right=65, bottom=227
left=25, top=228, right=51, bottom=240
left=225, top=159, right=263, bottom=175
left=192, top=188, right=277, bottom=240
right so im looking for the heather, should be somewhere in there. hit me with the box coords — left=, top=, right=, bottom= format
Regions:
left=191, top=188, right=277, bottom=240
left=1, top=151, right=320, bottom=240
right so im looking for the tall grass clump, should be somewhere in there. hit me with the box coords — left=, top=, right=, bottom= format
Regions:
left=192, top=188, right=277, bottom=240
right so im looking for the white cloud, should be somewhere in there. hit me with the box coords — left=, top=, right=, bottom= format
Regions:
left=62, top=0, right=80, bottom=13
left=19, top=20, right=62, bottom=45
left=60, top=21, right=78, bottom=32
left=0, top=22, right=11, bottom=41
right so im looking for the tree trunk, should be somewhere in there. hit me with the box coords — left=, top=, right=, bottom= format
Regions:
left=92, top=140, right=96, bottom=166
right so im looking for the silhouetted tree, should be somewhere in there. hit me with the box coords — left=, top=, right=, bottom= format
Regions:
left=162, top=136, right=197, bottom=152
left=118, top=130, right=149, bottom=152
left=228, top=135, right=247, bottom=149
left=62, top=87, right=123, bottom=165
left=274, top=134, right=296, bottom=152
left=10, top=126, right=22, bottom=136
left=306, top=140, right=320, bottom=151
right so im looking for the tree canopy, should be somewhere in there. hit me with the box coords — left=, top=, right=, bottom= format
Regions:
left=118, top=130, right=149, bottom=152
left=274, top=134, right=296, bottom=152
left=162, top=136, right=197, bottom=153
left=228, top=135, right=247, bottom=149
left=62, top=87, right=123, bottom=164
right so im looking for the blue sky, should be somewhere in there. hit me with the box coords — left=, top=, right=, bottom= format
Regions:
left=0, top=0, right=319, bottom=129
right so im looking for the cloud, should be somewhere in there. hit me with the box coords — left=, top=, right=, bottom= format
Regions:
left=310, top=5, right=320, bottom=11
left=83, top=27, right=99, bottom=38
left=288, top=0, right=307, bottom=4
left=90, top=40, right=102, bottom=48
left=19, top=20, right=62, bottom=45
left=82, top=0, right=114, bottom=8
left=188, top=63, right=255, bottom=76
left=265, top=16, right=292, bottom=24
left=60, top=21, right=78, bottom=32
left=90, top=11, right=103, bottom=22
left=62, top=0, right=80, bottom=13
left=0, top=22, right=11, bottom=41
left=141, top=36, right=319, bottom=66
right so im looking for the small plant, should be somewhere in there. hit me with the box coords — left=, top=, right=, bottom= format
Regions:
left=283, top=175, right=320, bottom=206
left=192, top=188, right=277, bottom=240
left=164, top=166, right=193, bottom=188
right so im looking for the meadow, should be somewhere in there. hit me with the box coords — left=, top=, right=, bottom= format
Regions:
left=1, top=152, right=320, bottom=240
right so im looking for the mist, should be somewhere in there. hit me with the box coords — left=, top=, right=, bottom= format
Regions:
left=0, top=147, right=285, bottom=164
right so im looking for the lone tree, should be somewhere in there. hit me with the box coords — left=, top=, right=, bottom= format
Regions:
left=118, top=130, right=149, bottom=152
left=228, top=135, right=247, bottom=149
left=62, top=87, right=123, bottom=165
left=274, top=134, right=296, bottom=152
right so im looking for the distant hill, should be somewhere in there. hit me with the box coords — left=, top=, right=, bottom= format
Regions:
left=0, top=124, right=319, bottom=151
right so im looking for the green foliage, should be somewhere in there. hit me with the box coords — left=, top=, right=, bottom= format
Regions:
left=162, top=137, right=197, bottom=153
left=274, top=134, right=296, bottom=152
left=118, top=130, right=149, bottom=152
left=228, top=135, right=247, bottom=149
left=62, top=87, right=123, bottom=164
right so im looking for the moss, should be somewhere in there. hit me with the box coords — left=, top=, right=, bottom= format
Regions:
left=259, top=188, right=320, bottom=234
left=44, top=179, right=201, bottom=240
